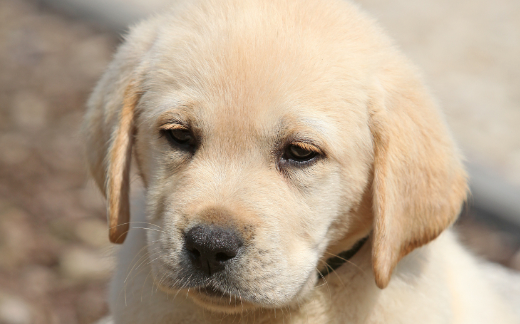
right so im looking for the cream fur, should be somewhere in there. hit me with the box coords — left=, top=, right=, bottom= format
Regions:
left=83, top=0, right=519, bottom=323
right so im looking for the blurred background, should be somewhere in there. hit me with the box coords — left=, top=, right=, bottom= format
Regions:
left=0, top=0, right=519, bottom=323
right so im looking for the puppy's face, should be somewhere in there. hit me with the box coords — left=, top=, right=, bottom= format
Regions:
left=85, top=0, right=467, bottom=315
left=135, top=22, right=374, bottom=311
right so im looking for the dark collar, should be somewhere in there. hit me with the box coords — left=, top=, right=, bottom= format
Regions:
left=317, top=236, right=369, bottom=279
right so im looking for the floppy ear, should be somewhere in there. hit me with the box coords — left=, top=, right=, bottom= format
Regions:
left=83, top=43, right=146, bottom=244
left=106, top=82, right=140, bottom=243
left=84, top=80, right=141, bottom=244
left=83, top=20, right=157, bottom=243
left=369, top=76, right=468, bottom=289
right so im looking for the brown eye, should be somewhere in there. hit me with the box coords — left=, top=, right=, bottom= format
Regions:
left=283, top=143, right=319, bottom=164
left=162, top=128, right=196, bottom=150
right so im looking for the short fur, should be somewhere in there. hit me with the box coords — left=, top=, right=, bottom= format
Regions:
left=83, top=0, right=519, bottom=323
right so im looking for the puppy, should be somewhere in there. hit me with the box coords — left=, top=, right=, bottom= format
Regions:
left=83, top=0, right=519, bottom=323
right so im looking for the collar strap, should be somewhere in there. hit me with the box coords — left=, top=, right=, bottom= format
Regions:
left=317, top=235, right=369, bottom=279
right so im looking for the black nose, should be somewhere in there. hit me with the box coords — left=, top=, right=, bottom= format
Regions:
left=185, top=225, right=243, bottom=276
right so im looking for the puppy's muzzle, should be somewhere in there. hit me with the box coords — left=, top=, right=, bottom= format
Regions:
left=185, top=225, right=243, bottom=276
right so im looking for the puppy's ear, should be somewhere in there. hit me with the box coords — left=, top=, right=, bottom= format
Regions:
left=106, top=82, right=140, bottom=243
left=83, top=44, right=146, bottom=244
left=83, top=20, right=157, bottom=243
left=84, top=80, right=140, bottom=244
left=369, top=77, right=468, bottom=289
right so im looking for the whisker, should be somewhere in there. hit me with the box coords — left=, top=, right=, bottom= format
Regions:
left=107, top=222, right=167, bottom=237
left=315, top=267, right=332, bottom=301
left=153, top=270, right=169, bottom=295
left=140, top=269, right=153, bottom=302
left=123, top=247, right=162, bottom=288
left=325, top=263, right=345, bottom=287
left=123, top=248, right=163, bottom=300
left=120, top=242, right=157, bottom=304
left=129, top=226, right=167, bottom=234
left=322, top=251, right=367, bottom=276
left=124, top=242, right=158, bottom=284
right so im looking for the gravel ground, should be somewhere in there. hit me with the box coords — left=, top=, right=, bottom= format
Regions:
left=0, top=1, right=115, bottom=323
left=0, top=0, right=518, bottom=323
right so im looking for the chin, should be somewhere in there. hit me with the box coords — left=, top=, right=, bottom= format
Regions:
left=187, top=288, right=259, bottom=314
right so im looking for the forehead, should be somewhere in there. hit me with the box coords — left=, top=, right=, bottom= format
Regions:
left=138, top=0, right=373, bottom=146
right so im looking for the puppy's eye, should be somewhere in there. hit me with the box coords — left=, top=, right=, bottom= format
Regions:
left=282, top=143, right=320, bottom=164
left=162, top=128, right=196, bottom=150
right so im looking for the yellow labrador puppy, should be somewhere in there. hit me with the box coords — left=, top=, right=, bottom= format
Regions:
left=84, top=0, right=519, bottom=323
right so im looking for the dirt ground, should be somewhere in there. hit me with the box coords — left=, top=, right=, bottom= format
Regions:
left=0, top=1, right=115, bottom=323
left=0, top=0, right=518, bottom=323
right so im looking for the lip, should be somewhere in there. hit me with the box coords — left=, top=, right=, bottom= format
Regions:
left=188, top=285, right=258, bottom=313
left=154, top=280, right=239, bottom=306
left=152, top=264, right=259, bottom=311
left=152, top=265, right=235, bottom=300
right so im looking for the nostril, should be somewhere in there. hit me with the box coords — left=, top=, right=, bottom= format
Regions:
left=189, top=248, right=201, bottom=258
left=215, top=252, right=235, bottom=262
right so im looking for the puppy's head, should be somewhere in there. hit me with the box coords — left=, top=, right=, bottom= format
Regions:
left=84, top=0, right=467, bottom=313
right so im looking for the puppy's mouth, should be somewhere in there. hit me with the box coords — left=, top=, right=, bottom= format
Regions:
left=151, top=267, right=257, bottom=313
left=188, top=284, right=257, bottom=312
